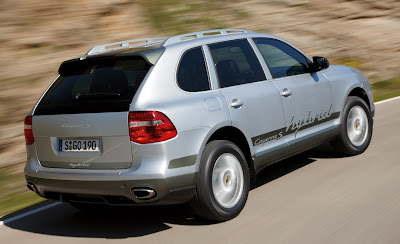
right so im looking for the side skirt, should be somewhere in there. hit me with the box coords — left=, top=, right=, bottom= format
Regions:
left=253, top=126, right=339, bottom=174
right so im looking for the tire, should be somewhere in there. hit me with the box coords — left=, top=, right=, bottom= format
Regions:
left=190, top=140, right=250, bottom=221
left=330, top=96, right=373, bottom=155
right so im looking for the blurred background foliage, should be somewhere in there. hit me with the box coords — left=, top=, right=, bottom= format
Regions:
left=0, top=0, right=399, bottom=216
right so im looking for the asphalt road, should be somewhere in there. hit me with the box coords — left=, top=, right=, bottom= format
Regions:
left=1, top=98, right=400, bottom=243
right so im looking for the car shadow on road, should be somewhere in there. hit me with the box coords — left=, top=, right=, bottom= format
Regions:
left=3, top=143, right=347, bottom=238
left=3, top=202, right=197, bottom=238
left=252, top=142, right=346, bottom=189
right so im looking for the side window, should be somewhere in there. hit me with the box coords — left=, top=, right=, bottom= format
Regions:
left=208, top=39, right=266, bottom=88
left=253, top=38, right=310, bottom=79
left=177, top=47, right=210, bottom=92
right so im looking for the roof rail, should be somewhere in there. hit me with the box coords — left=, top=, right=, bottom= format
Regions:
left=161, top=29, right=254, bottom=46
left=86, top=37, right=166, bottom=55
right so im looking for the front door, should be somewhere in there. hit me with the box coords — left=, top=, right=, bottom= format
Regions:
left=253, top=38, right=335, bottom=151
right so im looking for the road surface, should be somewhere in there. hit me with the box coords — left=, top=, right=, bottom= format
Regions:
left=1, top=98, right=400, bottom=243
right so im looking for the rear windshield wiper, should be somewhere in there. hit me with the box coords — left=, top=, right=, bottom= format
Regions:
left=74, top=93, right=121, bottom=100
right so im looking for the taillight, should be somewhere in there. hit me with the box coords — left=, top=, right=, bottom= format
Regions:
left=24, top=115, right=34, bottom=144
left=128, top=111, right=177, bottom=144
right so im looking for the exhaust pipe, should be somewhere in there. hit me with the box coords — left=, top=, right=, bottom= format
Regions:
left=131, top=187, right=157, bottom=200
left=27, top=183, right=38, bottom=194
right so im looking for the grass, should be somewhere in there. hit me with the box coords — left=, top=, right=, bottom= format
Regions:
left=332, top=58, right=400, bottom=102
left=141, top=0, right=230, bottom=35
left=332, top=58, right=365, bottom=71
left=0, top=164, right=45, bottom=217
left=29, top=45, right=61, bottom=56
left=372, top=77, right=400, bottom=102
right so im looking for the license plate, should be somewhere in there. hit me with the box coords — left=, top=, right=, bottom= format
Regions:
left=59, top=139, right=100, bottom=152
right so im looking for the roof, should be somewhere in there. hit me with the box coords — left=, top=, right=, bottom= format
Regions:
left=84, top=29, right=254, bottom=57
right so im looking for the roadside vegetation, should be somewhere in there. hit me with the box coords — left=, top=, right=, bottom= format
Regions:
left=142, top=0, right=225, bottom=34
left=331, top=59, right=400, bottom=102
left=0, top=164, right=44, bottom=217
left=371, top=78, right=400, bottom=102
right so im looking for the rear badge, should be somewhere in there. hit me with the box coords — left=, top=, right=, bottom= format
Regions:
left=61, top=123, right=91, bottom=128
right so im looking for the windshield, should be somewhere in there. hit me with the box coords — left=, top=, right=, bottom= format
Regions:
left=35, top=56, right=151, bottom=115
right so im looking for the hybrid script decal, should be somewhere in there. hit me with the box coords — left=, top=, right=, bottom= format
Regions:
left=69, top=163, right=91, bottom=168
left=252, top=105, right=340, bottom=147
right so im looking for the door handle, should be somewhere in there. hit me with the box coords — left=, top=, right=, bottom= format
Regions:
left=230, top=99, right=243, bottom=108
left=281, top=88, right=292, bottom=97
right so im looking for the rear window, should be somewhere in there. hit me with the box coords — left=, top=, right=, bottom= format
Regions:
left=35, top=56, right=151, bottom=115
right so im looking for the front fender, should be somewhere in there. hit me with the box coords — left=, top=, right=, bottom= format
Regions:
left=322, top=65, right=374, bottom=122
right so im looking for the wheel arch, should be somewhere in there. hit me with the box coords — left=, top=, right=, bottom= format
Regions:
left=196, top=125, right=254, bottom=174
left=335, top=83, right=371, bottom=123
left=348, top=87, right=371, bottom=110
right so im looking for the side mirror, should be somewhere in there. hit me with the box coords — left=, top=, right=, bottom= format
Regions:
left=311, top=56, right=329, bottom=72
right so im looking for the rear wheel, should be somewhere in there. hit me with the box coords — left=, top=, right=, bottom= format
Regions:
left=190, top=140, right=250, bottom=221
left=331, top=96, right=373, bottom=155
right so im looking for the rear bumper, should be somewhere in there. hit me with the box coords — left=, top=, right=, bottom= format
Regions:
left=25, top=173, right=196, bottom=206
left=24, top=128, right=201, bottom=206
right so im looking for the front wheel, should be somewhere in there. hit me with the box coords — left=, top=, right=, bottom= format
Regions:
left=331, top=96, right=373, bottom=155
left=190, top=140, right=250, bottom=221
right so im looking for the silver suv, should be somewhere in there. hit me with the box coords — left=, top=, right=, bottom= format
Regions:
left=24, top=29, right=374, bottom=221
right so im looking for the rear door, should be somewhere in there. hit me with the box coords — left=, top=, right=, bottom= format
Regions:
left=253, top=38, right=335, bottom=151
left=206, top=39, right=287, bottom=169
left=33, top=55, right=151, bottom=169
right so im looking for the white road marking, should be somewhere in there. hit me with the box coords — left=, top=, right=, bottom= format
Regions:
left=0, top=202, right=63, bottom=226
left=375, top=96, right=400, bottom=105
left=1, top=96, right=399, bottom=227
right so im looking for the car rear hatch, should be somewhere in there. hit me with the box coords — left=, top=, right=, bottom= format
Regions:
left=32, top=54, right=152, bottom=170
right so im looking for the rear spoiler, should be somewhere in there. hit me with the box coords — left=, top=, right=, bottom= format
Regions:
left=59, top=48, right=165, bottom=76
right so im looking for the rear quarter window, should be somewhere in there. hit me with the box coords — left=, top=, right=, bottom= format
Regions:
left=177, top=47, right=210, bottom=92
